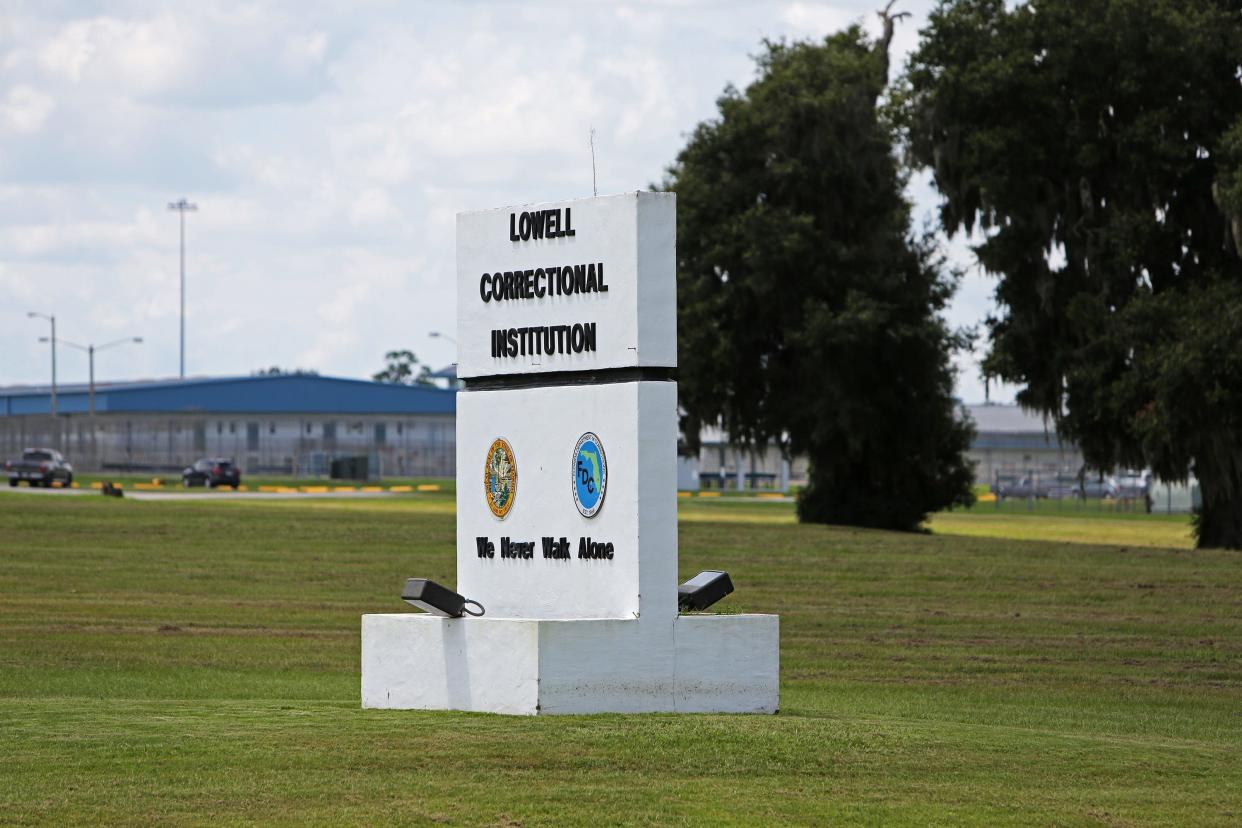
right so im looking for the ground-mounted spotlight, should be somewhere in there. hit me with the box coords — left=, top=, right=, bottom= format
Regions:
left=401, top=578, right=485, bottom=618
left=677, top=570, right=734, bottom=612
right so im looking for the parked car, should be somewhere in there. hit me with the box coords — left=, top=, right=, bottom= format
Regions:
left=1046, top=475, right=1082, bottom=499
left=1078, top=476, right=1119, bottom=499
left=4, top=448, right=74, bottom=487
left=1110, top=472, right=1151, bottom=501
left=994, top=475, right=1049, bottom=499
left=1048, top=476, right=1119, bottom=500
left=182, top=458, right=241, bottom=489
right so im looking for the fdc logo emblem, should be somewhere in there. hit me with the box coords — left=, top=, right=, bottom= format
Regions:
left=572, top=432, right=607, bottom=518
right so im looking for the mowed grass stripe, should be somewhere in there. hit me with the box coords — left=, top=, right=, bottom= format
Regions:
left=0, top=494, right=1237, bottom=825
left=931, top=511, right=1195, bottom=549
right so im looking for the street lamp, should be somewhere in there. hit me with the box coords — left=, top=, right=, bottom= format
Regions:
left=55, top=336, right=144, bottom=415
left=168, top=198, right=198, bottom=378
left=28, top=311, right=56, bottom=416
left=428, top=331, right=457, bottom=346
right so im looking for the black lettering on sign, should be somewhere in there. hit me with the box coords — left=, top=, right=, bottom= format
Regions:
left=577, top=537, right=615, bottom=559
left=508, top=208, right=579, bottom=243
left=500, top=537, right=535, bottom=559
left=488, top=323, right=596, bottom=359
left=478, top=261, right=606, bottom=305
left=541, top=536, right=572, bottom=559
left=475, top=537, right=495, bottom=558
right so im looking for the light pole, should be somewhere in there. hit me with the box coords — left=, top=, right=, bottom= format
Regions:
left=28, top=311, right=56, bottom=416
left=168, top=198, right=198, bottom=378
left=428, top=331, right=459, bottom=389
left=428, top=331, right=457, bottom=346
left=56, top=337, right=144, bottom=415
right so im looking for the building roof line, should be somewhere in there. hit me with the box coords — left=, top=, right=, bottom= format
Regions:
left=0, top=373, right=454, bottom=398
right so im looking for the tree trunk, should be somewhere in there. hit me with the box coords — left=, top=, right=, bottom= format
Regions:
left=874, top=2, right=911, bottom=90
left=1194, top=457, right=1242, bottom=550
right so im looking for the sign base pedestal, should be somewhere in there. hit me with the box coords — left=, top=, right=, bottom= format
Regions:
left=361, top=613, right=779, bottom=715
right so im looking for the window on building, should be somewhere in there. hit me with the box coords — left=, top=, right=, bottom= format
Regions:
left=269, top=422, right=276, bottom=435
left=396, top=422, right=403, bottom=436
left=305, top=422, right=313, bottom=435
left=193, top=423, right=206, bottom=452
left=374, top=423, right=387, bottom=445
left=217, top=421, right=222, bottom=435
left=323, top=421, right=337, bottom=442
left=247, top=422, right=259, bottom=451
left=229, top=422, right=236, bottom=435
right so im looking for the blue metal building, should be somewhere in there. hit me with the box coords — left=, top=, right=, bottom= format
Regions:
left=0, top=375, right=456, bottom=477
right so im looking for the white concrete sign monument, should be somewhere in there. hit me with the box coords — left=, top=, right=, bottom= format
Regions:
left=361, top=192, right=779, bottom=714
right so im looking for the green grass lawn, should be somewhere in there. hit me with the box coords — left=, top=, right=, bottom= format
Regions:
left=0, top=492, right=1237, bottom=825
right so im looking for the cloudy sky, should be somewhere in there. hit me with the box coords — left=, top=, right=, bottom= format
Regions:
left=0, top=0, right=1015, bottom=403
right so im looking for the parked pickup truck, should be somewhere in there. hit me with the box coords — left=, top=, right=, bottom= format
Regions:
left=4, top=448, right=74, bottom=487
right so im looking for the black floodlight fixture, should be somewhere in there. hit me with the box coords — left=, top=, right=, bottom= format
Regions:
left=678, top=570, right=734, bottom=612
left=401, top=578, right=484, bottom=617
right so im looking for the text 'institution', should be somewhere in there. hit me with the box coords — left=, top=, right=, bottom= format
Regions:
left=490, top=323, right=597, bottom=358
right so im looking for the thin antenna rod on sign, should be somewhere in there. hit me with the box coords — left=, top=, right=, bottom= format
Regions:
left=589, top=127, right=598, bottom=197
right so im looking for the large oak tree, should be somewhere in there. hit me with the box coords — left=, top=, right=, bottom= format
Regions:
left=666, top=23, right=975, bottom=531
left=904, top=0, right=1242, bottom=547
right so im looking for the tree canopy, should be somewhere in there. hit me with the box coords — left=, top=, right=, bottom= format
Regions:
left=251, top=366, right=318, bottom=377
left=903, top=0, right=1242, bottom=547
left=372, top=350, right=434, bottom=386
left=666, top=24, right=975, bottom=531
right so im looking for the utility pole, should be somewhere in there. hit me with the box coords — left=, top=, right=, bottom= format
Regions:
left=59, top=337, right=143, bottom=415
left=168, top=198, right=198, bottom=378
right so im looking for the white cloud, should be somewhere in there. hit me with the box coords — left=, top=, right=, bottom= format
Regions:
left=0, top=85, right=55, bottom=132
left=38, top=16, right=186, bottom=92
left=349, top=188, right=398, bottom=226
left=780, top=3, right=856, bottom=37
left=34, top=9, right=332, bottom=108
left=38, top=20, right=97, bottom=81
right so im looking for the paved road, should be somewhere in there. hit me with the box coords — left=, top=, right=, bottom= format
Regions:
left=1, top=485, right=92, bottom=496
left=0, top=487, right=399, bottom=501
left=130, top=490, right=399, bottom=501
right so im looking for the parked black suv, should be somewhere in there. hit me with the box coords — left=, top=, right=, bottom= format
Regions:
left=182, top=458, right=241, bottom=489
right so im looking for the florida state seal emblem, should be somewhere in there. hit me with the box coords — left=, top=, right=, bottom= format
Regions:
left=484, top=437, right=517, bottom=519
